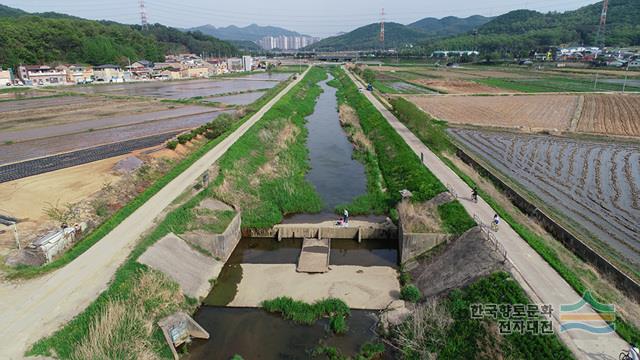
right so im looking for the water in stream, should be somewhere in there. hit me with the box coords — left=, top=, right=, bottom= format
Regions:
left=186, top=308, right=387, bottom=360
left=304, top=74, right=367, bottom=211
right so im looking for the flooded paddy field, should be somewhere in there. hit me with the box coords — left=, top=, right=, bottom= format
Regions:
left=68, top=73, right=290, bottom=100
left=0, top=105, right=217, bottom=143
left=187, top=307, right=388, bottom=360
left=449, top=128, right=640, bottom=267
left=0, top=89, right=53, bottom=101
left=202, top=90, right=266, bottom=105
left=0, top=95, right=95, bottom=113
left=0, top=110, right=229, bottom=165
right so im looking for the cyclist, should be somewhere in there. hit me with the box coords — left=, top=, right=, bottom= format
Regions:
left=471, top=187, right=478, bottom=203
left=491, top=214, right=500, bottom=232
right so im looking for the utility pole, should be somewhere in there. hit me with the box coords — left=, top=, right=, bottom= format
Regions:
left=139, top=0, right=148, bottom=30
left=595, top=0, right=609, bottom=49
left=622, top=61, right=630, bottom=93
left=379, top=8, right=385, bottom=49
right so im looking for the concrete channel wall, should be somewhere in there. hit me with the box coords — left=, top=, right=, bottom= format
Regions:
left=188, top=212, right=242, bottom=262
left=455, top=146, right=640, bottom=302
left=398, top=216, right=450, bottom=264
left=243, top=225, right=397, bottom=241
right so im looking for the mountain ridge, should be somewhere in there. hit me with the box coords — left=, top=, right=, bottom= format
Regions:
left=190, top=23, right=306, bottom=42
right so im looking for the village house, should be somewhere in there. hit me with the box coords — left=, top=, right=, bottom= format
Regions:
left=17, top=65, right=66, bottom=86
left=126, top=60, right=154, bottom=80
left=0, top=67, right=12, bottom=86
left=181, top=66, right=209, bottom=79
left=93, top=64, right=124, bottom=82
left=56, top=64, right=94, bottom=84
left=226, top=57, right=244, bottom=72
left=153, top=66, right=182, bottom=80
left=205, top=59, right=229, bottom=75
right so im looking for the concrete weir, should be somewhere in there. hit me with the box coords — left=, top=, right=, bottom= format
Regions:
left=244, top=220, right=398, bottom=242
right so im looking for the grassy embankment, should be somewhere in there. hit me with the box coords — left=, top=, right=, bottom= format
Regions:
left=391, top=272, right=574, bottom=359
left=334, top=67, right=475, bottom=237
left=5, top=75, right=295, bottom=280
left=28, top=69, right=318, bottom=359
left=330, top=67, right=445, bottom=216
left=210, top=66, right=326, bottom=228
left=389, top=96, right=640, bottom=344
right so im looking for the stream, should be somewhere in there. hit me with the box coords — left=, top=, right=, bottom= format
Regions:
left=187, top=70, right=392, bottom=359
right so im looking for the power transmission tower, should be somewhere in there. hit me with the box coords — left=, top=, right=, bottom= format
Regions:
left=139, top=0, right=149, bottom=30
left=595, top=0, right=609, bottom=49
left=379, top=8, right=385, bottom=48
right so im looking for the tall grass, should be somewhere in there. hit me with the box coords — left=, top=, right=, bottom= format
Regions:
left=261, top=296, right=350, bottom=334
left=211, top=67, right=326, bottom=228
left=392, top=272, right=573, bottom=360
left=437, top=200, right=475, bottom=236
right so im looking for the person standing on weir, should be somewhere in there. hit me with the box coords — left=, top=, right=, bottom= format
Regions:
left=343, top=209, right=349, bottom=226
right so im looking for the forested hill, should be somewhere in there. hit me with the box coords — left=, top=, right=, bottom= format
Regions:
left=305, top=22, right=427, bottom=51
left=420, top=0, right=640, bottom=56
left=307, top=15, right=491, bottom=51
left=0, top=4, right=237, bottom=68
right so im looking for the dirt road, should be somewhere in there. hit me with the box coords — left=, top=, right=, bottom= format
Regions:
left=0, top=68, right=309, bottom=360
left=345, top=67, right=628, bottom=359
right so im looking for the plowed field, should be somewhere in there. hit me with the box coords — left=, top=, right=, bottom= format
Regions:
left=577, top=94, right=640, bottom=137
left=406, top=94, right=578, bottom=130
left=450, top=128, right=640, bottom=267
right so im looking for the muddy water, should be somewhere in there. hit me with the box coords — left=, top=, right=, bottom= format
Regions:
left=305, top=75, right=367, bottom=210
left=186, top=308, right=387, bottom=360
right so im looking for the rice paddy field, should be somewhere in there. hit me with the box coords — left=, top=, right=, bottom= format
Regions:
left=449, top=128, right=640, bottom=270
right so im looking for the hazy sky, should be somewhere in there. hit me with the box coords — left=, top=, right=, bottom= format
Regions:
left=4, top=0, right=599, bottom=37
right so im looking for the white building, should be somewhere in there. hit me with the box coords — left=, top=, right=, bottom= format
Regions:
left=0, top=68, right=12, bottom=86
left=242, top=56, right=253, bottom=72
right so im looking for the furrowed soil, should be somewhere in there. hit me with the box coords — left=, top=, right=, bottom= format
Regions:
left=406, top=94, right=578, bottom=131
left=576, top=94, right=640, bottom=137
left=449, top=128, right=640, bottom=273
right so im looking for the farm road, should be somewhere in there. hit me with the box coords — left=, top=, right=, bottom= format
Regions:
left=0, top=68, right=309, bottom=360
left=345, top=67, right=628, bottom=359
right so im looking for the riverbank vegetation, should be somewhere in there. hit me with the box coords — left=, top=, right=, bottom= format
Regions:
left=210, top=67, right=325, bottom=228
left=330, top=67, right=445, bottom=210
left=261, top=296, right=350, bottom=334
left=391, top=272, right=573, bottom=360
left=389, top=95, right=640, bottom=344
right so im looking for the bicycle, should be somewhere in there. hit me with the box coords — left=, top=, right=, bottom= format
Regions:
left=620, top=349, right=631, bottom=360
left=620, top=348, right=640, bottom=360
